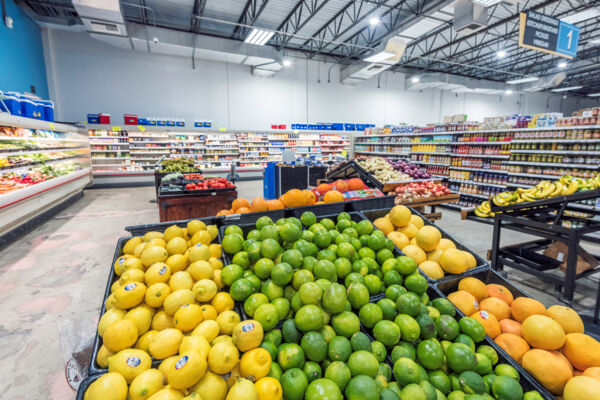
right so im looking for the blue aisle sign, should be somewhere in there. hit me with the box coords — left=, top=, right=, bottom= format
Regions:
left=519, top=10, right=580, bottom=59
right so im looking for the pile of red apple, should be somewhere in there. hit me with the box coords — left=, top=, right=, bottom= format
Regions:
left=390, top=181, right=451, bottom=203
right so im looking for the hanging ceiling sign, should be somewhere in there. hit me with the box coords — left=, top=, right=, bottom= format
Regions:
left=519, top=10, right=580, bottom=59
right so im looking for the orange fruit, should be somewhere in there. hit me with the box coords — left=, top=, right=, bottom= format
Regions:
left=266, top=200, right=284, bottom=210
left=499, top=319, right=522, bottom=337
left=282, top=189, right=305, bottom=208
left=564, top=375, right=600, bottom=400
left=471, top=310, right=501, bottom=339
left=521, top=314, right=566, bottom=350
left=250, top=198, right=268, bottom=212
left=479, top=297, right=511, bottom=321
left=236, top=207, right=251, bottom=214
left=511, top=297, right=547, bottom=323
left=562, top=333, right=600, bottom=371
left=323, top=190, right=344, bottom=203
left=217, top=209, right=232, bottom=216
left=522, top=349, right=573, bottom=394
left=494, top=333, right=530, bottom=364
left=317, top=183, right=332, bottom=194
left=334, top=179, right=349, bottom=193
left=447, top=290, right=479, bottom=316
left=232, top=198, right=250, bottom=211
left=547, top=305, right=584, bottom=334
left=582, top=366, right=600, bottom=381
left=487, top=284, right=514, bottom=306
left=458, top=277, right=488, bottom=302
left=303, top=190, right=316, bottom=206
left=347, top=178, right=365, bottom=191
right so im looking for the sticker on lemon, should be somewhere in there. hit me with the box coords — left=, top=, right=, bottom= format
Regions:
left=167, top=350, right=208, bottom=390
left=232, top=320, right=264, bottom=352
left=107, top=348, right=152, bottom=383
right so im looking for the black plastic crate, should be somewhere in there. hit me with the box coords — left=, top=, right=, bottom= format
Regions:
left=434, top=267, right=532, bottom=299
left=76, top=374, right=101, bottom=400
left=285, top=202, right=346, bottom=218
left=501, top=245, right=561, bottom=272
left=347, top=196, right=396, bottom=212
left=125, top=216, right=218, bottom=236
left=218, top=209, right=286, bottom=228
left=360, top=208, right=489, bottom=282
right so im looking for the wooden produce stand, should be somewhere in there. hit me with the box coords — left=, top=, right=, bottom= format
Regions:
left=395, top=193, right=460, bottom=221
left=157, top=190, right=237, bottom=222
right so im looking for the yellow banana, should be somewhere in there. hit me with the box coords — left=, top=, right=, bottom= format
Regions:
left=474, top=209, right=490, bottom=218
left=562, top=179, right=578, bottom=195
left=550, top=182, right=563, bottom=197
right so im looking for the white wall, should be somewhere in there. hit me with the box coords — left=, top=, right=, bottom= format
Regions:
left=42, top=28, right=598, bottom=129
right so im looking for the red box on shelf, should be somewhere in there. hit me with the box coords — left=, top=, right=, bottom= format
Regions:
left=99, top=113, right=111, bottom=124
left=124, top=114, right=138, bottom=125
left=278, top=124, right=286, bottom=129
left=271, top=124, right=278, bottom=129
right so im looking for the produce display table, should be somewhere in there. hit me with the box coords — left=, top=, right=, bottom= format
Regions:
left=396, top=193, right=460, bottom=221
left=157, top=190, right=237, bottom=222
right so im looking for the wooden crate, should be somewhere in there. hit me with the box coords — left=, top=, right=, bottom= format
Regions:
left=158, top=191, right=237, bottom=222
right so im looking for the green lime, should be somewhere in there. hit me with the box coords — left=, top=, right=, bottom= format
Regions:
left=335, top=233, right=351, bottom=245
left=246, top=242, right=262, bottom=263
left=455, top=334, right=475, bottom=352
left=272, top=297, right=291, bottom=320
left=319, top=325, right=336, bottom=343
left=230, top=278, right=254, bottom=301
left=459, top=317, right=486, bottom=343
left=221, top=264, right=244, bottom=286
left=246, top=229, right=261, bottom=241
left=281, top=367, right=308, bottom=400
left=292, top=269, right=314, bottom=290
left=334, top=258, right=352, bottom=279
left=309, top=223, right=326, bottom=234
left=396, top=256, right=418, bottom=275
left=291, top=292, right=303, bottom=312
left=476, top=345, right=498, bottom=366
left=420, top=381, right=437, bottom=400
left=394, top=314, right=421, bottom=342
left=325, top=361, right=352, bottom=391
left=348, top=350, right=379, bottom=378
left=244, top=293, right=269, bottom=317
left=281, top=249, right=303, bottom=268
left=302, top=256, right=318, bottom=272
left=278, top=343, right=306, bottom=371
left=271, top=262, right=293, bottom=286
left=281, top=222, right=302, bottom=242
left=243, top=271, right=261, bottom=292
left=428, top=306, right=441, bottom=319
left=356, top=220, right=374, bottom=235
left=446, top=343, right=477, bottom=373
left=254, top=258, right=275, bottom=279
left=261, top=238, right=282, bottom=259
left=314, top=260, right=337, bottom=281
left=371, top=340, right=387, bottom=362
left=377, top=298, right=398, bottom=321
left=364, top=274, right=382, bottom=295
left=435, top=315, right=460, bottom=341
left=359, top=235, right=370, bottom=247
left=382, top=270, right=403, bottom=287
left=391, top=342, right=416, bottom=363
left=385, top=284, right=406, bottom=301
left=331, top=311, right=360, bottom=338
left=282, top=319, right=301, bottom=343
left=395, top=292, right=421, bottom=316
left=336, top=219, right=352, bottom=232
left=358, top=247, right=376, bottom=259
left=492, top=376, right=522, bottom=400
left=377, top=248, right=394, bottom=265
left=337, top=212, right=352, bottom=222
left=448, top=390, right=466, bottom=400
left=352, top=259, right=369, bottom=276
left=368, top=231, right=386, bottom=251
left=301, top=211, right=317, bottom=227
left=373, top=320, right=401, bottom=347
left=404, top=274, right=428, bottom=294
left=474, top=353, right=492, bottom=375
left=256, top=216, right=273, bottom=230
left=380, top=388, right=400, bottom=400
left=347, top=282, right=369, bottom=310
left=303, top=362, right=323, bottom=384
left=261, top=279, right=284, bottom=301
left=224, top=225, right=243, bottom=236
left=346, top=375, right=380, bottom=400
left=260, top=224, right=280, bottom=241
left=417, top=339, right=444, bottom=370
left=328, top=336, right=352, bottom=361
left=222, top=233, right=243, bottom=255
left=342, top=228, right=359, bottom=239
left=231, top=251, right=249, bottom=268
left=393, top=357, right=422, bottom=386
left=349, top=332, right=371, bottom=352
left=261, top=340, right=278, bottom=361
left=303, top=230, right=314, bottom=242
left=314, top=231, right=331, bottom=249
left=294, top=239, right=317, bottom=257
left=523, top=391, right=545, bottom=400
left=415, top=313, right=436, bottom=339
left=388, top=382, right=401, bottom=397
left=335, top=242, right=355, bottom=259
left=298, top=282, right=323, bottom=305
left=301, top=331, right=328, bottom=363
left=429, top=370, right=451, bottom=395
left=295, top=304, right=325, bottom=332
left=264, top=328, right=282, bottom=346
left=322, top=282, right=347, bottom=315
left=306, top=378, right=344, bottom=400
left=317, top=249, right=337, bottom=262
left=254, top=303, right=279, bottom=331
left=359, top=303, right=383, bottom=329
left=381, top=258, right=397, bottom=275
left=320, top=218, right=335, bottom=230
left=495, top=364, right=520, bottom=381
left=284, top=285, right=297, bottom=301
left=351, top=238, right=362, bottom=251
left=345, top=272, right=365, bottom=286
left=431, top=298, right=456, bottom=317
left=268, top=362, right=283, bottom=380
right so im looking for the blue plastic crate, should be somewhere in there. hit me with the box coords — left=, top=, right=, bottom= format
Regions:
left=344, top=123, right=356, bottom=131
left=20, top=97, right=36, bottom=118
left=138, top=118, right=147, bottom=125
left=1, top=93, right=22, bottom=115
left=39, top=100, right=54, bottom=122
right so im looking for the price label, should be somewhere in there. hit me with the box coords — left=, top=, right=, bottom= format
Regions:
left=219, top=128, right=226, bottom=132
left=294, top=130, right=299, bottom=134
left=342, top=150, right=348, bottom=157
left=138, top=125, right=146, bottom=132
left=112, top=126, right=122, bottom=132
left=48, top=122, right=55, bottom=129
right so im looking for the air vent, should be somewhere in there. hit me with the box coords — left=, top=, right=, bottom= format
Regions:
left=454, top=0, right=488, bottom=35
left=81, top=18, right=127, bottom=36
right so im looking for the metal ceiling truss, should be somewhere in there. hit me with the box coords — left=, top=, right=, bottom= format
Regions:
left=191, top=0, right=207, bottom=33
left=232, top=0, right=271, bottom=40
left=271, top=0, right=332, bottom=50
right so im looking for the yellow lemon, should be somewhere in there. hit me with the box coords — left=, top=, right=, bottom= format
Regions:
left=232, top=320, right=263, bottom=352
left=437, top=238, right=456, bottom=250
left=158, top=356, right=178, bottom=378
left=189, top=245, right=211, bottom=263
left=226, top=377, right=259, bottom=400
left=98, top=308, right=126, bottom=337
left=463, top=251, right=477, bottom=269
left=139, top=303, right=156, bottom=316
left=439, top=248, right=469, bottom=275
left=199, top=304, right=218, bottom=321
left=216, top=310, right=240, bottom=335
left=180, top=335, right=210, bottom=357
left=152, top=310, right=174, bottom=331
left=410, top=214, right=424, bottom=229
left=427, top=249, right=443, bottom=263
left=373, top=217, right=394, bottom=235
left=389, top=205, right=412, bottom=227
left=174, top=304, right=204, bottom=332
left=105, top=293, right=117, bottom=310
left=96, top=345, right=114, bottom=368
left=167, top=237, right=188, bottom=256
left=208, top=244, right=222, bottom=259
left=146, top=386, right=184, bottom=400
left=254, top=377, right=282, bottom=400
left=191, top=231, right=211, bottom=246
left=146, top=263, right=172, bottom=285
left=208, top=257, right=224, bottom=271
left=415, top=226, right=442, bottom=252
left=167, top=351, right=208, bottom=390
left=135, top=330, right=158, bottom=352
left=108, top=348, right=152, bottom=383
left=103, top=319, right=139, bottom=352
left=148, top=238, right=167, bottom=249
left=143, top=231, right=163, bottom=242
left=169, top=271, right=194, bottom=291
left=111, top=280, right=121, bottom=293
left=124, top=306, right=153, bottom=336
left=187, top=220, right=207, bottom=236
left=124, top=237, right=142, bottom=255
left=211, top=292, right=234, bottom=314
left=163, top=289, right=195, bottom=316
left=208, top=341, right=239, bottom=374
left=145, top=283, right=171, bottom=308
left=192, top=279, right=218, bottom=302
left=134, top=242, right=148, bottom=258
left=164, top=225, right=185, bottom=242
left=192, top=320, right=220, bottom=343
left=419, top=260, right=445, bottom=280
left=119, top=269, right=146, bottom=286
left=114, top=282, right=147, bottom=309
left=191, top=371, right=227, bottom=400
left=212, top=270, right=224, bottom=290
left=207, top=225, right=218, bottom=241
left=190, top=261, right=213, bottom=281
left=239, top=348, right=271, bottom=382
left=142, top=246, right=169, bottom=268
left=387, top=231, right=409, bottom=250
left=129, top=368, right=165, bottom=400
left=149, top=328, right=184, bottom=360
left=212, top=335, right=234, bottom=346
left=397, top=223, right=418, bottom=239
left=166, top=254, right=188, bottom=273
left=115, top=257, right=144, bottom=277
left=84, top=372, right=127, bottom=400
left=401, top=244, right=426, bottom=264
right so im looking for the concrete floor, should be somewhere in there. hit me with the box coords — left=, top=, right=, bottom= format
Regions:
left=0, top=182, right=597, bottom=398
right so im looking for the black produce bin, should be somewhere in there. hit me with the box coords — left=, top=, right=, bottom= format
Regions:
left=76, top=374, right=101, bottom=400
left=347, top=196, right=395, bottom=212
left=435, top=267, right=532, bottom=298
left=125, top=216, right=218, bottom=236
left=308, top=166, right=328, bottom=186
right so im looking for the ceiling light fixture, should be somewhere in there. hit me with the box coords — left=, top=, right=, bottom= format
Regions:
left=506, top=76, right=540, bottom=84
left=590, top=38, right=600, bottom=44
left=558, top=61, right=568, bottom=69
left=282, top=59, right=292, bottom=67
left=551, top=86, right=583, bottom=92
left=561, top=8, right=600, bottom=24
left=505, top=90, right=513, bottom=95
left=587, top=93, right=600, bottom=97
left=363, top=51, right=395, bottom=63
left=369, top=17, right=379, bottom=26
left=244, top=28, right=275, bottom=46
left=411, top=76, right=420, bottom=83
left=496, top=49, right=507, bottom=58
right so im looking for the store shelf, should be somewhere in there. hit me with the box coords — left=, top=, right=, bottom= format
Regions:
left=451, top=153, right=510, bottom=159
left=509, top=150, right=600, bottom=155
left=91, top=163, right=130, bottom=167
left=0, top=146, right=88, bottom=156
left=411, top=151, right=452, bottom=155
left=0, top=135, right=88, bottom=143
left=88, top=135, right=128, bottom=139
left=450, top=166, right=509, bottom=173
left=511, top=138, right=600, bottom=144
left=0, top=156, right=87, bottom=173
left=448, top=179, right=507, bottom=189
left=505, top=161, right=598, bottom=169
left=355, top=150, right=409, bottom=156
left=129, top=140, right=171, bottom=144
left=457, top=191, right=490, bottom=199
left=412, top=161, right=451, bottom=167
left=449, top=141, right=512, bottom=146
left=91, top=157, right=129, bottom=160
left=507, top=172, right=565, bottom=179
left=355, top=142, right=411, bottom=146
left=89, top=141, right=129, bottom=145
left=90, top=149, right=130, bottom=153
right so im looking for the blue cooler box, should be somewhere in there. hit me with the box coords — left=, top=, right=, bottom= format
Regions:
left=20, top=97, right=37, bottom=118
left=39, top=100, right=54, bottom=121
left=0, top=92, right=22, bottom=115
left=87, top=114, right=100, bottom=124
left=138, top=118, right=148, bottom=125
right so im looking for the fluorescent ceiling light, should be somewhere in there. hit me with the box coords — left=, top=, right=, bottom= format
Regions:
left=364, top=51, right=395, bottom=63
left=561, top=9, right=600, bottom=24
left=506, top=76, right=540, bottom=84
left=551, top=86, right=583, bottom=92
left=496, top=49, right=507, bottom=58
left=369, top=17, right=379, bottom=26
left=588, top=93, right=600, bottom=97
left=558, top=61, right=568, bottom=68
left=505, top=90, right=513, bottom=95
left=475, top=0, right=504, bottom=6
left=244, top=28, right=275, bottom=46
left=411, top=76, right=420, bottom=83
left=397, top=17, right=444, bottom=39
left=282, top=59, right=292, bottom=67
left=590, top=38, right=600, bottom=44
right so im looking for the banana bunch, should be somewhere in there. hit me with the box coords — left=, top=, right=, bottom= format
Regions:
left=473, top=174, right=599, bottom=218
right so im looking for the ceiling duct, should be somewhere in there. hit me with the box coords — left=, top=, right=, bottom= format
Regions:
left=340, top=37, right=406, bottom=85
left=72, top=0, right=127, bottom=36
left=454, top=0, right=488, bottom=35
left=406, top=72, right=509, bottom=95
left=523, top=73, right=566, bottom=92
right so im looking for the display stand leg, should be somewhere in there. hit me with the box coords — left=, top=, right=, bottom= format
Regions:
left=491, top=214, right=502, bottom=271
left=594, top=279, right=600, bottom=325
left=563, top=234, right=578, bottom=304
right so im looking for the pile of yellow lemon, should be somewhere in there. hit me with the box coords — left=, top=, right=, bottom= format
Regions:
left=85, top=220, right=277, bottom=400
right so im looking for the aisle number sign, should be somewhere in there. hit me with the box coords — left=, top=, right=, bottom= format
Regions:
left=519, top=10, right=580, bottom=59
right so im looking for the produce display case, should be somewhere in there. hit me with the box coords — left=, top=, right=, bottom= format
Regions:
left=158, top=190, right=237, bottom=222
left=0, top=114, right=92, bottom=242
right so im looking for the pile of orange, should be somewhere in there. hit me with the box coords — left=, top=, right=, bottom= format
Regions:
left=448, top=276, right=600, bottom=397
